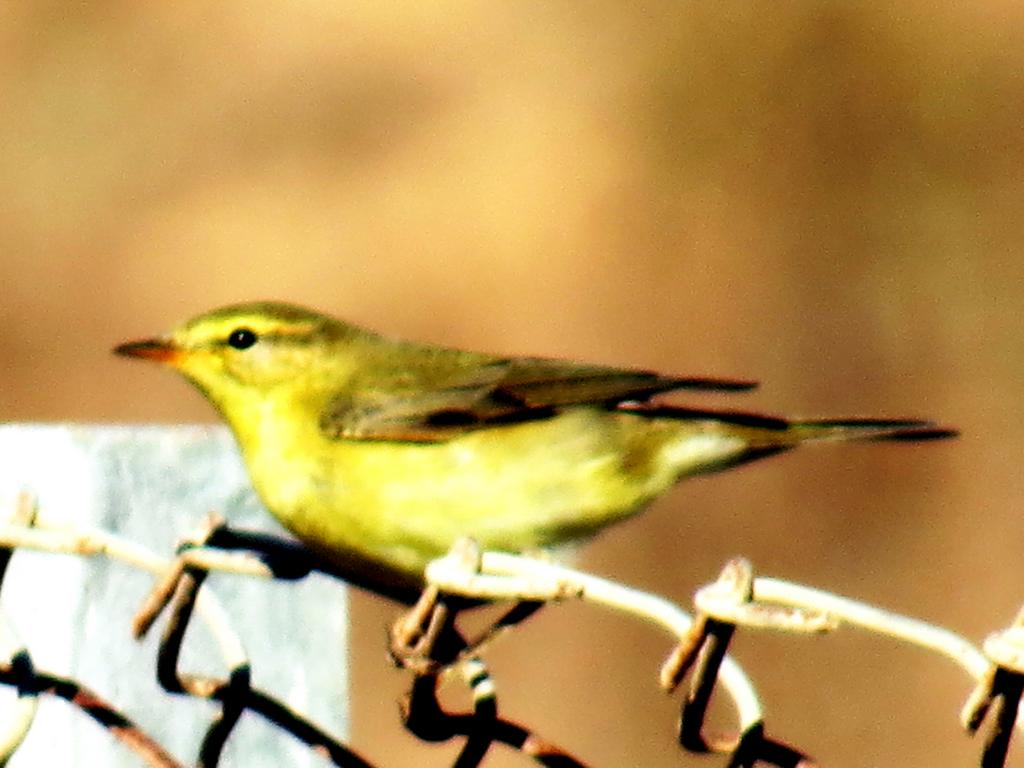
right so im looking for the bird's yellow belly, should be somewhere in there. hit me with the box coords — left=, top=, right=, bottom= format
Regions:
left=244, top=408, right=690, bottom=586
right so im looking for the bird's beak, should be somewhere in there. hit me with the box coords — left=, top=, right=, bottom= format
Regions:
left=113, top=338, right=181, bottom=365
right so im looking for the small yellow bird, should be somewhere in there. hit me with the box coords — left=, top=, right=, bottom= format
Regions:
left=115, top=302, right=954, bottom=602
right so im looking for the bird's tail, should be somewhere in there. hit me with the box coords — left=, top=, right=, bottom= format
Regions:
left=626, top=403, right=958, bottom=444
left=623, top=404, right=957, bottom=476
left=782, top=417, right=958, bottom=444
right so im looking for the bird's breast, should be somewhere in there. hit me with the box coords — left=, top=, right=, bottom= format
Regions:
left=236, top=405, right=695, bottom=581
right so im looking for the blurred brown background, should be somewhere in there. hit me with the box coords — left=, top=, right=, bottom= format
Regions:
left=2, top=2, right=1022, bottom=765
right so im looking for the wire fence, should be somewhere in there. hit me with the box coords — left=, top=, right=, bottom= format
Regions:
left=0, top=488, right=1018, bottom=767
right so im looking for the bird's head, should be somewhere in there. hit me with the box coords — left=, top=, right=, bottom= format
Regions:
left=114, top=302, right=363, bottom=422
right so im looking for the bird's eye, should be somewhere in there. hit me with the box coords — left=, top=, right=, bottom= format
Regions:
left=227, top=328, right=258, bottom=350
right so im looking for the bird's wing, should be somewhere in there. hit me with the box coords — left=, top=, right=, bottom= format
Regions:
left=319, top=352, right=756, bottom=443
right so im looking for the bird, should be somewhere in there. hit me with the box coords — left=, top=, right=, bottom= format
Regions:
left=114, top=301, right=954, bottom=603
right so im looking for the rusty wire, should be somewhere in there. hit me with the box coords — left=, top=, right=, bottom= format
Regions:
left=389, top=584, right=586, bottom=765
left=0, top=499, right=582, bottom=766
left=423, top=540, right=1024, bottom=767
left=0, top=498, right=369, bottom=767
left=0, top=651, right=183, bottom=768
left=0, top=492, right=1021, bottom=766
left=146, top=519, right=375, bottom=768
left=401, top=659, right=588, bottom=768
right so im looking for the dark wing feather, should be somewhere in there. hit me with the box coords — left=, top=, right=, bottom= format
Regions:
left=319, top=351, right=756, bottom=443
left=494, top=358, right=755, bottom=407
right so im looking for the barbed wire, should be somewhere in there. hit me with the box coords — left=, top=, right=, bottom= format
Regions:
left=0, top=491, right=1019, bottom=766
